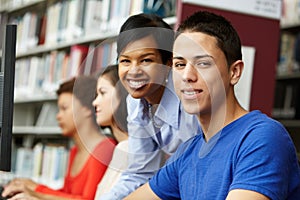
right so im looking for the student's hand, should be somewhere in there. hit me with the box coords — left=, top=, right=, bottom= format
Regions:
left=7, top=191, right=41, bottom=200
left=2, top=178, right=38, bottom=198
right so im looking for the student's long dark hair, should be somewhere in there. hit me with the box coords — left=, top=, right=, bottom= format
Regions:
left=96, top=64, right=128, bottom=133
left=117, top=13, right=174, bottom=65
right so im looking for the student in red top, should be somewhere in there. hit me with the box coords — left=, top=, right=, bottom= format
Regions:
left=2, top=76, right=116, bottom=200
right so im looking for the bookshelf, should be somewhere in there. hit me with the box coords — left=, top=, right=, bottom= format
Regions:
left=0, top=0, right=177, bottom=185
left=273, top=0, right=300, bottom=155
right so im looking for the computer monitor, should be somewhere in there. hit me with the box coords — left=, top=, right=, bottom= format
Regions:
left=0, top=24, right=16, bottom=171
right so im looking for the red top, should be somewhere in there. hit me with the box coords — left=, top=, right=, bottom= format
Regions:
left=35, top=138, right=116, bottom=200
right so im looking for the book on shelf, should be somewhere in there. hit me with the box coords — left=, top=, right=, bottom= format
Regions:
left=101, top=43, right=111, bottom=69
left=281, top=0, right=300, bottom=27
left=76, top=0, right=87, bottom=36
left=15, top=147, right=33, bottom=178
left=37, top=13, right=46, bottom=45
left=292, top=84, right=300, bottom=119
left=89, top=43, right=104, bottom=74
left=45, top=2, right=60, bottom=45
left=0, top=12, right=8, bottom=50
left=283, top=85, right=295, bottom=118
left=69, top=44, right=89, bottom=76
left=83, top=43, right=96, bottom=75
left=41, top=50, right=69, bottom=94
left=13, top=104, right=36, bottom=126
left=143, top=0, right=177, bottom=18
left=57, top=0, right=68, bottom=42
left=47, top=51, right=59, bottom=91
left=99, top=0, right=111, bottom=31
left=61, top=53, right=70, bottom=80
left=84, top=0, right=103, bottom=35
left=40, top=144, right=68, bottom=189
left=273, top=83, right=300, bottom=120
left=293, top=33, right=300, bottom=73
left=130, top=0, right=145, bottom=15
left=35, top=101, right=59, bottom=127
left=13, top=143, right=68, bottom=189
left=278, top=32, right=296, bottom=75
left=87, top=41, right=117, bottom=74
left=32, top=143, right=43, bottom=178
left=27, top=56, right=39, bottom=93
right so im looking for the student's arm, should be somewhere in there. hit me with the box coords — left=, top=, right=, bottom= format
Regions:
left=99, top=124, right=163, bottom=199
left=226, top=189, right=269, bottom=200
left=124, top=183, right=160, bottom=200
left=98, top=97, right=163, bottom=200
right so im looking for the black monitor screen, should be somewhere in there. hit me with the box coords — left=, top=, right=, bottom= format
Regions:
left=0, top=24, right=16, bottom=171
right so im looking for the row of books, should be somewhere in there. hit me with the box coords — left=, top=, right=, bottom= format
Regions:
left=0, top=0, right=37, bottom=10
left=281, top=0, right=300, bottom=27
left=278, top=32, right=300, bottom=76
left=0, top=171, right=15, bottom=186
left=13, top=143, right=69, bottom=189
left=6, top=0, right=176, bottom=53
left=14, top=42, right=117, bottom=99
left=272, top=83, right=300, bottom=120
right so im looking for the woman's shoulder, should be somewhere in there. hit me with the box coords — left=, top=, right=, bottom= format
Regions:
left=91, top=137, right=117, bottom=163
left=116, top=140, right=128, bottom=151
left=95, top=137, right=117, bottom=151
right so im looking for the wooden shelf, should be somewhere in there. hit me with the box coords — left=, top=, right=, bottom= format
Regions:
left=278, top=119, right=300, bottom=128
left=14, top=95, right=57, bottom=104
left=15, top=16, right=177, bottom=58
left=13, top=126, right=61, bottom=135
left=0, top=0, right=45, bottom=13
left=281, top=22, right=300, bottom=30
left=16, top=30, right=118, bottom=58
left=276, top=72, right=300, bottom=80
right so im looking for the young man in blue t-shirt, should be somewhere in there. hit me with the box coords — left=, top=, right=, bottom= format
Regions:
left=124, top=11, right=300, bottom=200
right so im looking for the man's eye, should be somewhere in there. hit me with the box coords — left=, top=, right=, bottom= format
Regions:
left=195, top=60, right=212, bottom=67
left=173, top=62, right=185, bottom=68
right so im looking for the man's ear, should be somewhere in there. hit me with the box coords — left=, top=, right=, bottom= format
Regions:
left=230, top=60, right=244, bottom=86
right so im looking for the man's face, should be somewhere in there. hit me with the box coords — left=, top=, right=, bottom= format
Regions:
left=172, top=32, right=230, bottom=116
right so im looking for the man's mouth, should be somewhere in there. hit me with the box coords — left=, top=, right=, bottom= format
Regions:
left=181, top=89, right=203, bottom=99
